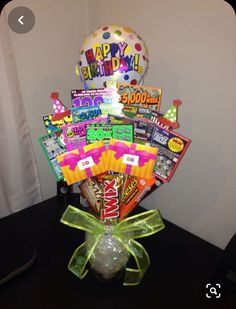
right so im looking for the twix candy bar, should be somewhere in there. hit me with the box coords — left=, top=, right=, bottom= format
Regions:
left=100, top=174, right=123, bottom=223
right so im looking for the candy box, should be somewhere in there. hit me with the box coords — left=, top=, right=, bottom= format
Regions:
left=57, top=140, right=107, bottom=185
left=107, top=138, right=158, bottom=178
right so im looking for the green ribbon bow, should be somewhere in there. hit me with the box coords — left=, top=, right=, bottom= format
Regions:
left=60, top=205, right=165, bottom=286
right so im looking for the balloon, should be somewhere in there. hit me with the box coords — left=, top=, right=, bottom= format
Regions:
left=77, top=25, right=149, bottom=89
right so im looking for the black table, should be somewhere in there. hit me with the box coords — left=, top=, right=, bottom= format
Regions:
left=0, top=196, right=235, bottom=308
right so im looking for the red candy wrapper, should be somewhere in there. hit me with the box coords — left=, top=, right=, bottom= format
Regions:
left=120, top=176, right=156, bottom=219
left=100, top=174, right=123, bottom=223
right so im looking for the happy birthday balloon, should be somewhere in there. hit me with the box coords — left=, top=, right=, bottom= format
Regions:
left=77, top=25, right=149, bottom=89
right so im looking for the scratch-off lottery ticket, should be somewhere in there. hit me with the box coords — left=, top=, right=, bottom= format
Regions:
left=150, top=125, right=191, bottom=182
left=117, top=83, right=162, bottom=111
left=71, top=106, right=102, bottom=123
left=38, top=130, right=66, bottom=181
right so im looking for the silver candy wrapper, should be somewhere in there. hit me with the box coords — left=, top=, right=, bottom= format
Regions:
left=85, top=226, right=129, bottom=280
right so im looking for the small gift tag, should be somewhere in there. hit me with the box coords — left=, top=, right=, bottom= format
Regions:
left=77, top=156, right=95, bottom=170
left=122, top=154, right=139, bottom=166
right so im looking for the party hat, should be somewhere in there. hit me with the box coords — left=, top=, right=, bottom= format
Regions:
left=158, top=99, right=182, bottom=129
left=51, top=92, right=67, bottom=114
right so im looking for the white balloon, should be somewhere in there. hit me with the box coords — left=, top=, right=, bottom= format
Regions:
left=78, top=25, right=149, bottom=89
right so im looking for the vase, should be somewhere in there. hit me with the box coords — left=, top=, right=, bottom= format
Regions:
left=85, top=225, right=129, bottom=283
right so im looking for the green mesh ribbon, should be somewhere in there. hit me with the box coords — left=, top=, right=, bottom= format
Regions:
left=60, top=205, right=165, bottom=286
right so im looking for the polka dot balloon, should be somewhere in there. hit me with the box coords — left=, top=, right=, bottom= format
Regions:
left=77, top=25, right=149, bottom=89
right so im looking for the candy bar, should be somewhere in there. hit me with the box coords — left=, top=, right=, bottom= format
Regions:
left=100, top=174, right=123, bottom=223
left=120, top=176, right=156, bottom=219
left=87, top=177, right=103, bottom=213
left=79, top=179, right=100, bottom=215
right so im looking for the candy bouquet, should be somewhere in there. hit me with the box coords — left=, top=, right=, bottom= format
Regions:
left=38, top=24, right=191, bottom=285
left=38, top=82, right=191, bottom=285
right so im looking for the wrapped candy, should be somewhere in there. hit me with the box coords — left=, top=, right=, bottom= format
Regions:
left=100, top=174, right=124, bottom=223
left=120, top=175, right=156, bottom=219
